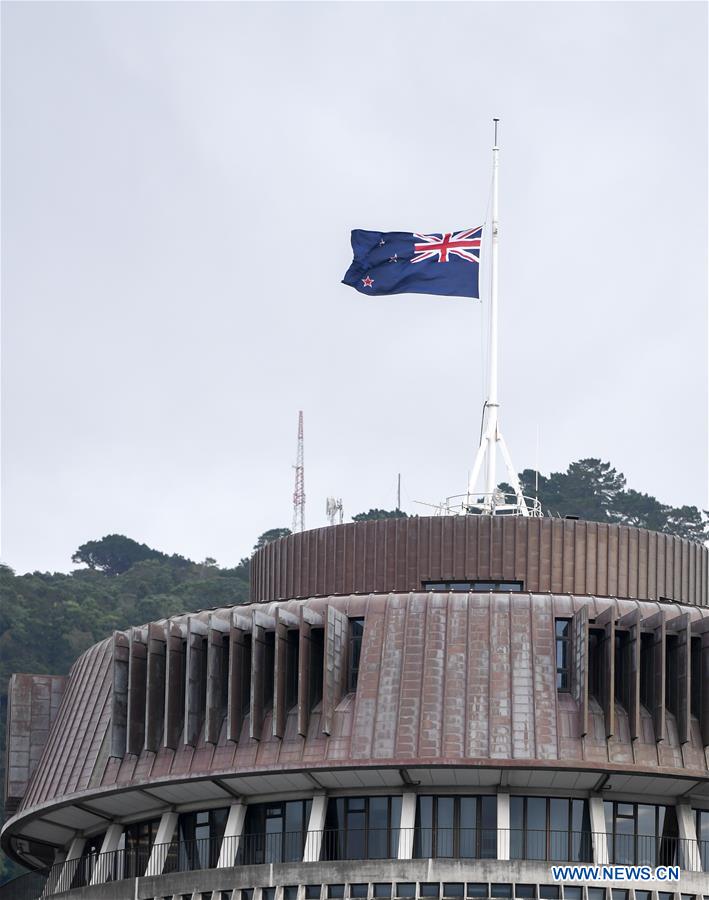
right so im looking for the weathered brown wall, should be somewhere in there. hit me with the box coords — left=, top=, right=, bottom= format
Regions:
left=251, top=518, right=709, bottom=607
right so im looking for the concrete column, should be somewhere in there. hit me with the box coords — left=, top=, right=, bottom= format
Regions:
left=303, top=792, right=327, bottom=862
left=42, top=850, right=66, bottom=896
left=397, top=792, right=417, bottom=860
left=90, top=823, right=124, bottom=885
left=54, top=837, right=85, bottom=894
left=589, top=795, right=609, bottom=865
left=676, top=802, right=702, bottom=872
left=144, top=811, right=178, bottom=876
left=497, top=792, right=510, bottom=861
left=218, top=800, right=247, bottom=868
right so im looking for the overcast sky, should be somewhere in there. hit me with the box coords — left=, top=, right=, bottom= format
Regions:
left=2, top=1, right=707, bottom=575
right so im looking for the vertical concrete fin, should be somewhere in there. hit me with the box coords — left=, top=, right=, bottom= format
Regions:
left=111, top=631, right=129, bottom=758
left=653, top=614, right=667, bottom=743
left=572, top=605, right=589, bottom=737
left=701, top=628, right=709, bottom=747
left=322, top=604, right=348, bottom=736
left=184, top=617, right=208, bottom=746
left=597, top=606, right=615, bottom=739
left=145, top=623, right=167, bottom=752
left=126, top=628, right=147, bottom=755
left=676, top=611, right=692, bottom=744
left=206, top=615, right=230, bottom=745
left=627, top=610, right=642, bottom=740
left=228, top=611, right=251, bottom=743
left=164, top=621, right=186, bottom=750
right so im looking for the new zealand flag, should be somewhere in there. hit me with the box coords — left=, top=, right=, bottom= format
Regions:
left=342, top=227, right=482, bottom=298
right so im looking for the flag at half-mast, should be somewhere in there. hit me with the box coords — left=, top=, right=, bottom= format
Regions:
left=342, top=227, right=482, bottom=298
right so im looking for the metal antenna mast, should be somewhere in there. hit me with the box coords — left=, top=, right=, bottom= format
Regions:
left=465, top=119, right=530, bottom=516
left=292, top=411, right=305, bottom=532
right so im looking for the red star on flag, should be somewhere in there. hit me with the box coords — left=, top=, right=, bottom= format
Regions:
left=362, top=275, right=374, bottom=288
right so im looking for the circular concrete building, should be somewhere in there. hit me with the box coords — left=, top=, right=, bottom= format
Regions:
left=3, top=516, right=709, bottom=900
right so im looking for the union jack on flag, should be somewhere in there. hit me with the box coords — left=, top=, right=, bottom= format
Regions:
left=411, top=228, right=482, bottom=264
left=342, top=226, right=483, bottom=299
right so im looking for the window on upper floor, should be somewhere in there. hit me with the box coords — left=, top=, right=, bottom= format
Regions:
left=603, top=802, right=678, bottom=866
left=285, top=628, right=300, bottom=710
left=167, top=807, right=229, bottom=872
left=510, top=797, right=591, bottom=863
left=691, top=636, right=702, bottom=719
left=423, top=581, right=523, bottom=592
left=241, top=799, right=312, bottom=865
left=323, top=795, right=402, bottom=861
left=347, top=618, right=365, bottom=693
left=414, top=795, right=496, bottom=860
left=555, top=619, right=571, bottom=691
left=696, top=809, right=709, bottom=871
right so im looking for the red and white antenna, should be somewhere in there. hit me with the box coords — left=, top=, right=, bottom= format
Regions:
left=292, top=411, right=305, bottom=532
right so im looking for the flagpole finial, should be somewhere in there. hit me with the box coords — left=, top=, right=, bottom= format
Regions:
left=493, top=117, right=500, bottom=148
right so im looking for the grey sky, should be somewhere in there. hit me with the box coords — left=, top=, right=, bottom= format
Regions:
left=2, top=1, right=707, bottom=575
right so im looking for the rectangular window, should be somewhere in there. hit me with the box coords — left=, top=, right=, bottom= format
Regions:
left=285, top=629, right=299, bottom=710
left=241, top=799, right=312, bottom=865
left=555, top=620, right=571, bottom=691
left=603, top=801, right=678, bottom=866
left=323, top=796, right=402, bottom=861
left=422, top=581, right=523, bottom=592
left=347, top=618, right=365, bottom=692
left=309, top=628, right=324, bottom=708
left=414, top=795, right=496, bottom=860
left=696, top=809, right=709, bottom=871
left=666, top=635, right=679, bottom=716
left=510, top=797, right=591, bottom=862
left=640, top=632, right=654, bottom=709
left=615, top=631, right=630, bottom=710
left=588, top=628, right=604, bottom=701
left=691, top=637, right=702, bottom=719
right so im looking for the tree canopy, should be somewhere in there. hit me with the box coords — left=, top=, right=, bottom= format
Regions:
left=352, top=508, right=408, bottom=522
left=71, top=534, right=169, bottom=575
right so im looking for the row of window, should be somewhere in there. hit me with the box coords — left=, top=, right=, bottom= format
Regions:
left=164, top=889, right=708, bottom=900
left=73, top=797, right=709, bottom=887
left=555, top=619, right=704, bottom=721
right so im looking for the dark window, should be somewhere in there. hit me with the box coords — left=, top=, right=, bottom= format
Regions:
left=615, top=631, right=630, bottom=710
left=587, top=891, right=605, bottom=900
left=510, top=797, right=591, bottom=862
left=691, top=637, right=702, bottom=719
left=263, top=632, right=275, bottom=711
left=285, top=629, right=300, bottom=709
left=515, top=887, right=536, bottom=899
left=397, top=885, right=416, bottom=898
left=467, top=887, right=488, bottom=899
left=241, top=799, right=312, bottom=865
left=563, top=890, right=581, bottom=900
left=603, top=802, right=678, bottom=865
left=169, top=807, right=229, bottom=872
left=373, top=886, right=392, bottom=899
left=640, top=632, right=654, bottom=709
left=123, top=818, right=161, bottom=879
left=348, top=618, right=365, bottom=692
left=284, top=888, right=298, bottom=900
left=71, top=832, right=106, bottom=888
left=241, top=635, right=252, bottom=714
left=323, top=796, right=401, bottom=860
left=420, top=887, right=440, bottom=898
left=309, top=628, right=324, bottom=708
left=241, top=891, right=254, bottom=900
left=414, top=795, right=496, bottom=859
left=666, top=635, right=679, bottom=716
left=491, top=887, right=512, bottom=899
left=658, top=894, right=674, bottom=900
left=329, top=888, right=345, bottom=899
left=611, top=892, right=628, bottom=900
left=263, top=890, right=275, bottom=900
left=350, top=886, right=368, bottom=898
left=423, top=581, right=522, bottom=592
left=305, top=888, right=321, bottom=900
left=555, top=620, right=571, bottom=690
left=588, top=628, right=603, bottom=701
left=539, top=889, right=559, bottom=900
left=443, top=886, right=465, bottom=898
left=635, top=893, right=651, bottom=900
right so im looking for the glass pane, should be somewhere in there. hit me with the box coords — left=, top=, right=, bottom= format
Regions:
left=420, top=886, right=440, bottom=898
left=539, top=889, right=559, bottom=900
left=549, top=799, right=569, bottom=861
left=491, top=886, right=512, bottom=898
left=515, top=887, right=535, bottom=899
left=563, top=890, right=581, bottom=900
left=390, top=796, right=402, bottom=859
left=350, top=888, right=367, bottom=899
left=368, top=797, right=389, bottom=859
left=396, top=885, right=416, bottom=898
left=480, top=796, right=497, bottom=859
left=443, top=886, right=464, bottom=898
left=510, top=797, right=524, bottom=859
left=329, top=888, right=345, bottom=899
left=416, top=797, right=433, bottom=859
left=459, top=798, right=477, bottom=859
left=373, top=886, right=391, bottom=899
left=527, top=798, right=547, bottom=861
left=436, top=797, right=455, bottom=858
left=467, top=887, right=488, bottom=899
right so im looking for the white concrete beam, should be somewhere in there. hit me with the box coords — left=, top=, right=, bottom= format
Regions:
left=397, top=792, right=417, bottom=860
left=89, top=823, right=124, bottom=886
left=217, top=800, right=247, bottom=868
left=144, top=811, right=178, bottom=877
left=497, top=792, right=510, bottom=861
left=589, top=795, right=609, bottom=864
left=677, top=802, right=702, bottom=872
left=303, top=792, right=328, bottom=863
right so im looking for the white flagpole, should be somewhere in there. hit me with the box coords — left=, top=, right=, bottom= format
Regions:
left=483, top=118, right=501, bottom=506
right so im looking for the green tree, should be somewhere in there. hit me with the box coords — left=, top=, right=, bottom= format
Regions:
left=352, top=508, right=408, bottom=522
left=253, top=528, right=292, bottom=551
left=71, top=534, right=167, bottom=575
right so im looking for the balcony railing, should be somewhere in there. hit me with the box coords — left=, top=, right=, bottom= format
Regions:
left=0, top=829, right=706, bottom=899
